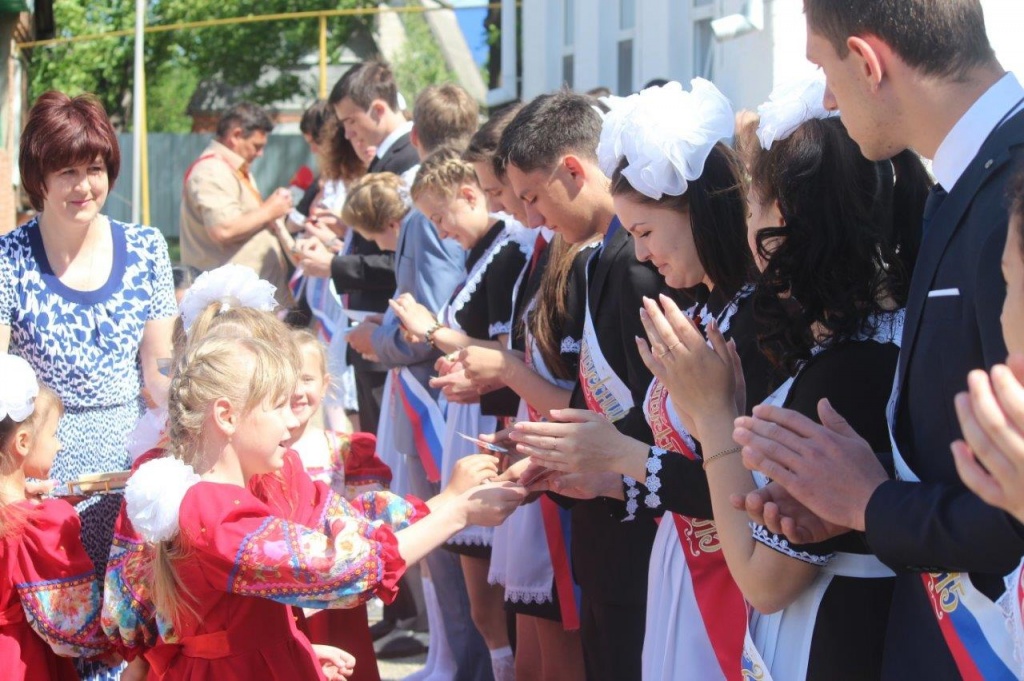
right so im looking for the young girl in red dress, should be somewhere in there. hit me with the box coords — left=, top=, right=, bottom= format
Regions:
left=286, top=329, right=393, bottom=681
left=124, top=332, right=525, bottom=680
left=0, top=355, right=110, bottom=680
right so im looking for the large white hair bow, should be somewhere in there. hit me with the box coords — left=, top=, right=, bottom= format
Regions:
left=756, top=74, right=840, bottom=150
left=0, top=355, right=40, bottom=422
left=179, top=263, right=278, bottom=334
left=125, top=457, right=201, bottom=543
left=598, top=79, right=735, bottom=200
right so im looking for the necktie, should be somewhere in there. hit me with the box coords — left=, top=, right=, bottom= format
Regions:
left=921, top=183, right=947, bottom=237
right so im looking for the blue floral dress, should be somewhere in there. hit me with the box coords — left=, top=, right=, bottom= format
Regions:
left=0, top=216, right=176, bottom=680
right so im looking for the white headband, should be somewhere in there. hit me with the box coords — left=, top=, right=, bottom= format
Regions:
left=756, top=74, right=840, bottom=150
left=597, top=79, right=735, bottom=200
left=0, top=355, right=40, bottom=423
left=179, top=263, right=278, bottom=334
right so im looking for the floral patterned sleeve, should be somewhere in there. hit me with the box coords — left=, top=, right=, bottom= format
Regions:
left=15, top=500, right=110, bottom=658
left=182, top=483, right=409, bottom=610
left=342, top=490, right=428, bottom=531
left=102, top=498, right=158, bottom=658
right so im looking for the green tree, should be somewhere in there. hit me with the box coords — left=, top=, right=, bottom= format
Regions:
left=28, top=0, right=375, bottom=131
left=392, top=7, right=456, bottom=106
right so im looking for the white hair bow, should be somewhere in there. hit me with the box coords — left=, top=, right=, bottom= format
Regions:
left=597, top=79, right=736, bottom=200
left=0, top=355, right=40, bottom=423
left=179, top=263, right=278, bottom=334
left=756, top=74, right=840, bottom=150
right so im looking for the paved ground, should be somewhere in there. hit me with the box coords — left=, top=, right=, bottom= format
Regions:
left=368, top=598, right=427, bottom=681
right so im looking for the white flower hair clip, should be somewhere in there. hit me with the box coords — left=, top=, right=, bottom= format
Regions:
left=0, top=355, right=40, bottom=423
left=756, top=74, right=840, bottom=150
left=125, top=457, right=201, bottom=543
left=179, top=263, right=278, bottom=334
left=598, top=79, right=735, bottom=200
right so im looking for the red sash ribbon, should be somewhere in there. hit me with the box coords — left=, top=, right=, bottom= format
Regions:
left=648, top=380, right=745, bottom=681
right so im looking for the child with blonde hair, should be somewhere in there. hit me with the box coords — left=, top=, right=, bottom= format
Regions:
left=388, top=146, right=533, bottom=681
left=286, top=328, right=392, bottom=680
left=0, top=355, right=110, bottom=679
left=123, top=332, right=524, bottom=679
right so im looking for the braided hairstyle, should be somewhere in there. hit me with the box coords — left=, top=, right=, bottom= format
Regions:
left=411, top=146, right=480, bottom=202
left=153, top=334, right=300, bottom=629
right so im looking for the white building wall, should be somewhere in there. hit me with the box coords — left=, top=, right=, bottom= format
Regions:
left=512, top=0, right=1024, bottom=111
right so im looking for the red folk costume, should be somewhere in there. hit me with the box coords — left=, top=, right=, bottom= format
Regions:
left=290, top=432, right=392, bottom=681
left=108, top=450, right=424, bottom=680
left=0, top=499, right=109, bottom=680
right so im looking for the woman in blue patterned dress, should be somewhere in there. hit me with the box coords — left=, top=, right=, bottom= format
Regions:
left=0, top=92, right=177, bottom=680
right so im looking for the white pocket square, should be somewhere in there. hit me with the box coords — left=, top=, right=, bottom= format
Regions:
left=927, top=288, right=960, bottom=298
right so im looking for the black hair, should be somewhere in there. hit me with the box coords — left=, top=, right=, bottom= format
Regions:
left=497, top=90, right=601, bottom=175
left=328, top=61, right=399, bottom=111
left=749, top=116, right=929, bottom=373
left=300, top=100, right=332, bottom=139
left=805, top=0, right=995, bottom=80
left=216, top=102, right=274, bottom=139
left=172, top=265, right=201, bottom=292
left=610, top=143, right=755, bottom=300
left=464, top=103, right=523, bottom=180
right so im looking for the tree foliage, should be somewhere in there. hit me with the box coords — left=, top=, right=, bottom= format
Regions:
left=28, top=0, right=375, bottom=131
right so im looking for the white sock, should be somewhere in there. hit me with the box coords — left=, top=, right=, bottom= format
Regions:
left=490, top=646, right=515, bottom=681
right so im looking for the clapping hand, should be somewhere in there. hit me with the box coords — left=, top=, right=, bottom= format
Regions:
left=635, top=294, right=741, bottom=440
left=952, top=354, right=1024, bottom=524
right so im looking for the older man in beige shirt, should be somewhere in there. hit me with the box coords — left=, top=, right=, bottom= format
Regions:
left=180, top=101, right=294, bottom=306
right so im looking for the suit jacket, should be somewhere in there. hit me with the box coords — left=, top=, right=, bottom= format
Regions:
left=331, top=232, right=396, bottom=374
left=371, top=210, right=466, bottom=460
left=566, top=223, right=667, bottom=605
left=368, top=132, right=419, bottom=175
left=864, top=109, right=1024, bottom=678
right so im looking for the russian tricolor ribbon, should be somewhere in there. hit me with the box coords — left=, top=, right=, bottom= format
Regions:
left=393, top=368, right=444, bottom=483
left=921, top=571, right=1017, bottom=681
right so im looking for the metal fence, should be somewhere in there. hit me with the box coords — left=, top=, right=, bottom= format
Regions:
left=108, top=133, right=316, bottom=237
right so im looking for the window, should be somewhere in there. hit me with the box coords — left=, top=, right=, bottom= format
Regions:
left=617, top=0, right=636, bottom=93
left=692, top=0, right=718, bottom=80
left=562, top=0, right=575, bottom=87
left=486, top=0, right=520, bottom=106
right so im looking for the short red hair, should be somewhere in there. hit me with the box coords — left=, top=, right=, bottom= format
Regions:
left=19, top=91, right=121, bottom=211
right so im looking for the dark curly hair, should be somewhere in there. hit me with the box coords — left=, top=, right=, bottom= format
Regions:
left=749, top=116, right=930, bottom=373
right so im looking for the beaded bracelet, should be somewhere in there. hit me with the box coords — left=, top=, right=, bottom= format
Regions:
left=425, top=322, right=444, bottom=347
left=702, top=445, right=742, bottom=470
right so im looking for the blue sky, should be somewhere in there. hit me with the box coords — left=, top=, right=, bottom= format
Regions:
left=449, top=0, right=490, bottom=66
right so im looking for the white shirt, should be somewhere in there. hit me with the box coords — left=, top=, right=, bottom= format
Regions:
left=932, top=72, right=1024, bottom=191
left=375, top=120, right=415, bottom=162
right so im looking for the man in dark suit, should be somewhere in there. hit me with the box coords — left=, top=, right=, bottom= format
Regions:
left=311, top=61, right=417, bottom=435
left=499, top=91, right=663, bottom=681
left=732, top=2, right=1024, bottom=678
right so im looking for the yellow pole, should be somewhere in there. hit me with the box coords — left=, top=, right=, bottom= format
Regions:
left=140, top=68, right=150, bottom=226
left=319, top=15, right=328, bottom=99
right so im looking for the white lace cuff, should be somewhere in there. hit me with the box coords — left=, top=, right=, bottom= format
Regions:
left=489, top=321, right=513, bottom=338
left=622, top=447, right=668, bottom=521
left=750, top=522, right=832, bottom=566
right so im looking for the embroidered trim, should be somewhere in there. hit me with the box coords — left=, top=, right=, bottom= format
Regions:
left=750, top=522, right=832, bottom=566
left=644, top=447, right=667, bottom=509
left=489, top=321, right=513, bottom=338
left=441, top=225, right=535, bottom=330
left=560, top=336, right=582, bottom=354
left=502, top=588, right=554, bottom=605
left=623, top=476, right=641, bottom=521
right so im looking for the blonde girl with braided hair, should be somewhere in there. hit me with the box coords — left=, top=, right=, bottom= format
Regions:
left=382, top=146, right=532, bottom=681
left=122, top=332, right=526, bottom=680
